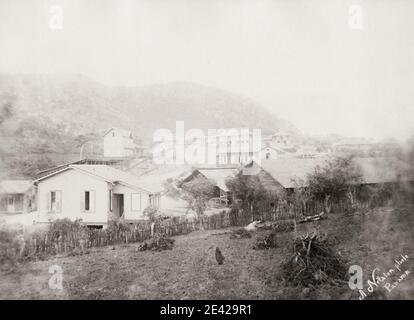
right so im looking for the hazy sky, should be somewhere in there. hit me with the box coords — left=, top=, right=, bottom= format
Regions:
left=0, top=0, right=413, bottom=141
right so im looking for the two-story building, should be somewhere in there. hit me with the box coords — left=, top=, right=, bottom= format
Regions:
left=103, top=127, right=145, bottom=158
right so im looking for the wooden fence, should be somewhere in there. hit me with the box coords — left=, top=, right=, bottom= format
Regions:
left=0, top=197, right=378, bottom=262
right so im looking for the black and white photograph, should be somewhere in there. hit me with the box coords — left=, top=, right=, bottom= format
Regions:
left=0, top=0, right=413, bottom=305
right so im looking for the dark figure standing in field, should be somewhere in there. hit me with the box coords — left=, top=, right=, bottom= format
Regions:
left=215, top=247, right=224, bottom=265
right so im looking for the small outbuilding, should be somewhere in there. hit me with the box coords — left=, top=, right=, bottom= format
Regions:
left=0, top=180, right=35, bottom=214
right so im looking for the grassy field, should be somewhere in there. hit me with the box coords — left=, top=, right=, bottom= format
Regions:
left=0, top=205, right=413, bottom=300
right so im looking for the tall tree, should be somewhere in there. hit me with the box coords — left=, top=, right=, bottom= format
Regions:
left=306, top=156, right=362, bottom=203
left=225, top=172, right=268, bottom=222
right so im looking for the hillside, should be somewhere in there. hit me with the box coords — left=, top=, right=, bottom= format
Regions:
left=0, top=73, right=299, bottom=139
left=0, top=73, right=299, bottom=177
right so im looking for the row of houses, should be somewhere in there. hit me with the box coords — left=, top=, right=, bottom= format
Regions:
left=101, top=127, right=403, bottom=166
left=243, top=157, right=413, bottom=195
left=102, top=126, right=402, bottom=167
left=151, top=130, right=326, bottom=165
left=3, top=155, right=411, bottom=227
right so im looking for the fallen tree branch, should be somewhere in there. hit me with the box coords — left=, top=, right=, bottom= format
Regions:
left=298, top=212, right=326, bottom=224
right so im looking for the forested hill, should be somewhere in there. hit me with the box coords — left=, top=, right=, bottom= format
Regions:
left=0, top=73, right=300, bottom=177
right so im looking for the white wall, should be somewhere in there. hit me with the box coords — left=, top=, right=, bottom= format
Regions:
left=104, top=130, right=134, bottom=157
left=261, top=147, right=280, bottom=160
left=104, top=131, right=123, bottom=157
left=112, top=184, right=151, bottom=221
left=37, top=169, right=110, bottom=224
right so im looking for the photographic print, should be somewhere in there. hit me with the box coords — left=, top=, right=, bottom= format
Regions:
left=0, top=0, right=413, bottom=305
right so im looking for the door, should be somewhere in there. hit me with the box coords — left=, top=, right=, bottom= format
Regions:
left=113, top=194, right=124, bottom=218
left=14, top=194, right=24, bottom=212
left=7, top=195, right=15, bottom=212
left=119, top=195, right=124, bottom=217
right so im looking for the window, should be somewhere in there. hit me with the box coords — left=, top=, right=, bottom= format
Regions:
left=131, top=193, right=141, bottom=211
left=109, top=190, right=113, bottom=211
left=48, top=191, right=61, bottom=213
left=148, top=194, right=160, bottom=209
left=8, top=196, right=13, bottom=205
left=85, top=191, right=90, bottom=211
left=81, top=190, right=95, bottom=212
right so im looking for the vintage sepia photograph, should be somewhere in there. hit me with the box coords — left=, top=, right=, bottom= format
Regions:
left=0, top=0, right=413, bottom=304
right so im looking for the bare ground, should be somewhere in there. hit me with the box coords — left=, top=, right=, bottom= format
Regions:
left=0, top=205, right=413, bottom=300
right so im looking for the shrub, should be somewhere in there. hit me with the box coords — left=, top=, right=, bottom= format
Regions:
left=253, top=231, right=278, bottom=250
left=272, top=219, right=296, bottom=233
left=106, top=219, right=133, bottom=244
left=225, top=173, right=268, bottom=222
left=306, top=156, right=362, bottom=202
left=143, top=207, right=159, bottom=222
left=0, top=224, right=24, bottom=271
left=230, top=228, right=252, bottom=239
left=228, top=205, right=239, bottom=226
left=138, top=232, right=175, bottom=251
left=47, top=219, right=86, bottom=242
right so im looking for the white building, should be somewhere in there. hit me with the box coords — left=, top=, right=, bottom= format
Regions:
left=263, top=131, right=293, bottom=148
left=34, top=165, right=162, bottom=226
left=260, top=146, right=289, bottom=160
left=0, top=180, right=35, bottom=214
left=152, top=128, right=262, bottom=166
left=296, top=145, right=323, bottom=158
left=103, top=127, right=144, bottom=158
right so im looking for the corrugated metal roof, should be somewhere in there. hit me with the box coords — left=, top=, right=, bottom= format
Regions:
left=0, top=180, right=32, bottom=194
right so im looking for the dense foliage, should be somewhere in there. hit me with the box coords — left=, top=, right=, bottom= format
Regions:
left=181, top=176, right=217, bottom=229
left=225, top=172, right=273, bottom=222
left=306, top=156, right=362, bottom=202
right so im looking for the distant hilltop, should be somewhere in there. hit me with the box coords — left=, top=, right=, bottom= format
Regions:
left=0, top=73, right=300, bottom=143
left=0, top=72, right=300, bottom=177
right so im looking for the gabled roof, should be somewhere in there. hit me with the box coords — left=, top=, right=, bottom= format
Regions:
left=194, top=167, right=238, bottom=192
left=0, top=180, right=32, bottom=194
left=261, top=145, right=288, bottom=155
left=104, top=127, right=132, bottom=138
left=35, top=158, right=124, bottom=180
left=258, top=158, right=329, bottom=188
left=246, top=157, right=413, bottom=189
left=35, top=165, right=160, bottom=194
